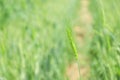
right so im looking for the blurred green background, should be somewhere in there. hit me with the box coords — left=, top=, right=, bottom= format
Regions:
left=90, top=0, right=120, bottom=80
left=0, top=0, right=120, bottom=80
left=0, top=0, right=79, bottom=80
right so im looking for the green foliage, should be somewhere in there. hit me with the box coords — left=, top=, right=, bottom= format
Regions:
left=0, top=0, right=79, bottom=80
left=66, top=28, right=81, bottom=80
left=67, top=28, right=78, bottom=60
left=89, top=0, right=120, bottom=80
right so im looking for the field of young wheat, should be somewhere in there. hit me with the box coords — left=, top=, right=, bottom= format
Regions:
left=0, top=0, right=79, bottom=80
left=89, top=0, right=120, bottom=80
left=0, top=0, right=120, bottom=80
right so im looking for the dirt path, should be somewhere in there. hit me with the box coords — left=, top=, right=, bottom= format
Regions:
left=66, top=0, right=92, bottom=80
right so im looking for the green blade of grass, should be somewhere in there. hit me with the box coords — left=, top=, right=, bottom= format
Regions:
left=66, top=28, right=78, bottom=60
left=66, top=28, right=82, bottom=80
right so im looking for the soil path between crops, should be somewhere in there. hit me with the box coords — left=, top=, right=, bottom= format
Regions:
left=66, top=0, right=92, bottom=80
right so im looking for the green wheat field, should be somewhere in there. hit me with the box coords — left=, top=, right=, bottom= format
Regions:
left=0, top=0, right=120, bottom=80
